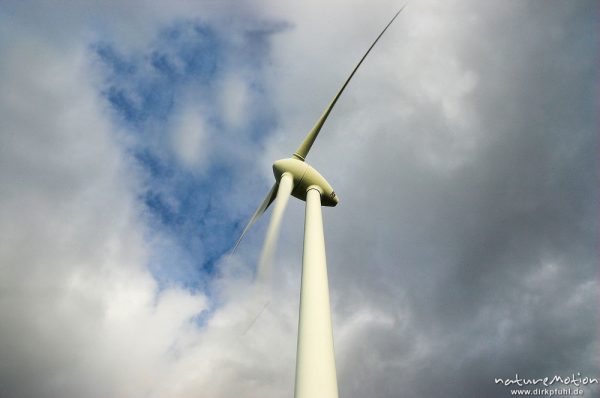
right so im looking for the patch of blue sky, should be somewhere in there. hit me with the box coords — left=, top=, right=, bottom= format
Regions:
left=95, top=23, right=220, bottom=129
left=94, top=18, right=288, bottom=294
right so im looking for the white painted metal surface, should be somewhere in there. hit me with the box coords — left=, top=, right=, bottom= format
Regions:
left=294, top=187, right=339, bottom=398
left=257, top=173, right=294, bottom=283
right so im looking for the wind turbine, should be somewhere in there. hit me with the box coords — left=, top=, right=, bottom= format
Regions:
left=235, top=8, right=404, bottom=398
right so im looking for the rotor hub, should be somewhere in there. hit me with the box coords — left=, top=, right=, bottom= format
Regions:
left=272, top=158, right=339, bottom=207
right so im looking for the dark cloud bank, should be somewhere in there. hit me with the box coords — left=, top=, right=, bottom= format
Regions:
left=322, top=2, right=598, bottom=397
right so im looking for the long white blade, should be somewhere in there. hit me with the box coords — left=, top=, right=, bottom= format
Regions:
left=292, top=6, right=405, bottom=161
left=241, top=173, right=294, bottom=335
left=256, top=173, right=294, bottom=284
left=233, top=182, right=279, bottom=252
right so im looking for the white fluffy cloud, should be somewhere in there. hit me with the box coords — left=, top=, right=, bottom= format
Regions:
left=171, top=104, right=211, bottom=170
left=0, top=24, right=210, bottom=398
left=219, top=74, right=250, bottom=130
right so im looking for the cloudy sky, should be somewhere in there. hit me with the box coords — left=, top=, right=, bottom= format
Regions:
left=0, top=1, right=597, bottom=397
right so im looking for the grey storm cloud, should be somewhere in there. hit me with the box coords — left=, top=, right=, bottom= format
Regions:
left=0, top=1, right=597, bottom=398
left=311, top=3, right=598, bottom=397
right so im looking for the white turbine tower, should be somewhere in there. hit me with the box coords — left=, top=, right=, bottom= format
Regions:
left=235, top=8, right=404, bottom=398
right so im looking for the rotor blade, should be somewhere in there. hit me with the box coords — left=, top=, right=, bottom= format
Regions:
left=240, top=174, right=294, bottom=335
left=292, top=6, right=406, bottom=161
left=256, top=173, right=294, bottom=284
left=233, top=182, right=279, bottom=252
left=242, top=173, right=294, bottom=335
left=242, top=297, right=270, bottom=336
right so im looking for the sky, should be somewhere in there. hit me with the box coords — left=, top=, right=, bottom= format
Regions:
left=0, top=1, right=597, bottom=397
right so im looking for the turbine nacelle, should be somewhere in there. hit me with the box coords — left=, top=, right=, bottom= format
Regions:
left=273, top=158, right=339, bottom=207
